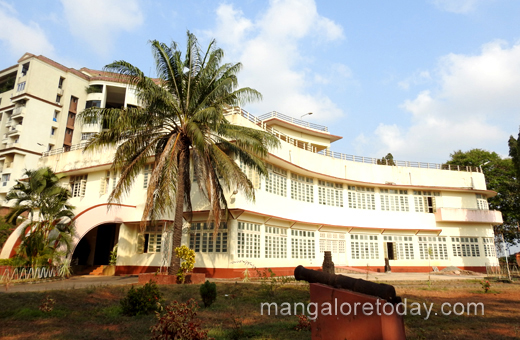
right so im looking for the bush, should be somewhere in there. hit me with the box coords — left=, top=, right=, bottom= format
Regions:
left=175, top=245, right=195, bottom=284
left=150, top=298, right=208, bottom=340
left=199, top=280, right=217, bottom=307
left=120, top=280, right=163, bottom=316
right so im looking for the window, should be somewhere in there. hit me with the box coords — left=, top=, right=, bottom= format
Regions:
left=318, top=180, right=343, bottom=207
left=265, top=164, right=287, bottom=197
left=189, top=222, right=228, bottom=253
left=2, top=174, right=10, bottom=186
left=143, top=164, right=153, bottom=188
left=265, top=226, right=287, bottom=258
left=476, top=194, right=489, bottom=210
left=56, top=95, right=62, bottom=104
left=16, top=82, right=26, bottom=92
left=347, top=186, right=375, bottom=210
left=53, top=111, right=59, bottom=122
left=21, top=63, right=29, bottom=76
left=81, top=132, right=94, bottom=140
left=51, top=128, right=56, bottom=136
left=380, top=189, right=409, bottom=212
left=413, top=191, right=439, bottom=213
left=70, top=175, right=87, bottom=197
left=319, top=232, right=346, bottom=256
left=238, top=161, right=261, bottom=189
left=291, top=173, right=314, bottom=203
left=58, top=77, right=65, bottom=89
left=451, top=237, right=480, bottom=257
left=350, top=234, right=379, bottom=260
left=85, top=100, right=101, bottom=109
left=482, top=238, right=495, bottom=257
left=383, top=236, right=414, bottom=260
left=137, top=224, right=163, bottom=253
left=110, top=170, right=119, bottom=190
left=418, top=236, right=448, bottom=260
left=291, top=230, right=315, bottom=259
left=99, top=171, right=110, bottom=195
left=237, top=222, right=260, bottom=258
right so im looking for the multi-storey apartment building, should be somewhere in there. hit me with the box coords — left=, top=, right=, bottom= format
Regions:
left=0, top=54, right=502, bottom=276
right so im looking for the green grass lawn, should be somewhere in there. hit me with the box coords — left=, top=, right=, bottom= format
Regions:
left=1, top=279, right=519, bottom=339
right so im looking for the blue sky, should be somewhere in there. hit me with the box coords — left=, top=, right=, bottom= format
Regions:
left=1, top=0, right=520, bottom=164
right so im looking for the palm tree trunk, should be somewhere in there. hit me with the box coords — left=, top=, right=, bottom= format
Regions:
left=168, top=141, right=188, bottom=276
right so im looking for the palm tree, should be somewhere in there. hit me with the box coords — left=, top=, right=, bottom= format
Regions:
left=79, top=32, right=279, bottom=275
left=6, top=167, right=75, bottom=265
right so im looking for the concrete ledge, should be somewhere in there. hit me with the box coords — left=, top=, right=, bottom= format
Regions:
left=138, top=272, right=206, bottom=285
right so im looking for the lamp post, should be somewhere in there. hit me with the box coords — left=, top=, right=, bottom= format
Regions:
left=300, top=112, right=313, bottom=120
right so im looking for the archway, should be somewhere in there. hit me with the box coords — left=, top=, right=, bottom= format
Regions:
left=71, top=223, right=119, bottom=266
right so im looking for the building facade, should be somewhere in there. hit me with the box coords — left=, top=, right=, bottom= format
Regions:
left=0, top=54, right=502, bottom=277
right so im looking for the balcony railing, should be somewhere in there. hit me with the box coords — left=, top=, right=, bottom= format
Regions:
left=434, top=208, right=503, bottom=224
left=12, top=105, right=25, bottom=117
left=42, top=141, right=87, bottom=157
left=7, top=125, right=22, bottom=135
left=258, top=111, right=328, bottom=132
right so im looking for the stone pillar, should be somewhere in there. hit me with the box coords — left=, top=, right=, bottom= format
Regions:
left=322, top=251, right=335, bottom=274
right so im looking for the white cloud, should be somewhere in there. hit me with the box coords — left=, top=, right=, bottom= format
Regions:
left=362, top=40, right=520, bottom=162
left=431, top=0, right=482, bottom=13
left=208, top=0, right=346, bottom=121
left=60, top=0, right=143, bottom=56
left=398, top=70, right=431, bottom=90
left=0, top=1, right=54, bottom=59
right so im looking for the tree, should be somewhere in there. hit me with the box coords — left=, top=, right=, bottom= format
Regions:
left=79, top=32, right=279, bottom=275
left=447, top=149, right=520, bottom=245
left=6, top=167, right=75, bottom=265
left=376, top=153, right=396, bottom=166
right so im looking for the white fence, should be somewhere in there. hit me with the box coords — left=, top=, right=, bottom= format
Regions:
left=1, top=266, right=59, bottom=282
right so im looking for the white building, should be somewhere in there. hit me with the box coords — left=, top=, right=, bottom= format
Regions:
left=0, top=54, right=502, bottom=277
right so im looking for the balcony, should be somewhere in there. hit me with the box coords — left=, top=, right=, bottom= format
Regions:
left=7, top=125, right=22, bottom=136
left=57, top=88, right=64, bottom=96
left=12, top=105, right=26, bottom=118
left=434, top=207, right=503, bottom=224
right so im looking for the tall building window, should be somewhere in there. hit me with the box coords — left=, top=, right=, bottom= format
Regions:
left=81, top=132, right=94, bottom=140
left=21, top=63, right=29, bottom=76
left=413, top=191, right=440, bottom=213
left=291, top=230, right=315, bottom=259
left=347, top=185, right=376, bottom=210
left=143, top=164, right=153, bottom=188
left=265, top=164, right=287, bottom=197
left=17, top=82, right=26, bottom=92
left=85, top=100, right=101, bottom=109
left=482, top=237, right=495, bottom=257
left=418, top=236, right=448, bottom=260
left=237, top=222, right=260, bottom=258
left=189, top=222, right=228, bottom=253
left=137, top=224, right=163, bottom=254
left=58, top=77, right=65, bottom=89
left=380, top=189, right=409, bottom=212
left=70, top=175, right=87, bottom=198
left=383, top=235, right=414, bottom=260
left=476, top=194, right=489, bottom=210
left=99, top=171, right=110, bottom=195
left=319, top=232, right=346, bottom=256
left=51, top=128, right=56, bottom=136
left=2, top=174, right=10, bottom=186
left=56, top=95, right=62, bottom=104
left=451, top=237, right=480, bottom=257
left=265, top=226, right=287, bottom=259
left=351, top=234, right=379, bottom=260
left=318, top=180, right=343, bottom=207
left=291, top=173, right=314, bottom=203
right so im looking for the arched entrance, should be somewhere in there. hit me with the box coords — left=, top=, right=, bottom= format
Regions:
left=72, top=223, right=120, bottom=266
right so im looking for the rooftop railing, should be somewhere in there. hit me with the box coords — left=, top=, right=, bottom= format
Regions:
left=40, top=108, right=483, bottom=173
left=257, top=111, right=328, bottom=132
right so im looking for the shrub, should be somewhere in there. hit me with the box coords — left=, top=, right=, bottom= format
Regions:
left=294, top=314, right=311, bottom=331
left=150, top=298, right=208, bottom=340
left=39, top=295, right=56, bottom=313
left=480, top=280, right=491, bottom=293
left=199, top=280, right=217, bottom=307
left=175, top=245, right=195, bottom=284
left=120, top=280, right=163, bottom=316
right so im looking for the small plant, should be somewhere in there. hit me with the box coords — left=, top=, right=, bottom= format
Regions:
left=109, top=244, right=118, bottom=266
left=242, top=268, right=250, bottom=283
left=480, top=280, right=491, bottom=293
left=150, top=298, right=208, bottom=340
left=175, top=245, right=195, bottom=284
left=199, top=280, right=217, bottom=307
left=294, top=314, right=311, bottom=331
left=120, top=280, right=163, bottom=316
left=39, top=295, right=56, bottom=313
left=58, top=258, right=73, bottom=278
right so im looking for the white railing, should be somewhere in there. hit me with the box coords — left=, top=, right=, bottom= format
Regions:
left=258, top=111, right=328, bottom=132
left=42, top=141, right=88, bottom=157
left=1, top=266, right=58, bottom=282
left=12, top=105, right=25, bottom=116
left=227, top=107, right=482, bottom=173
